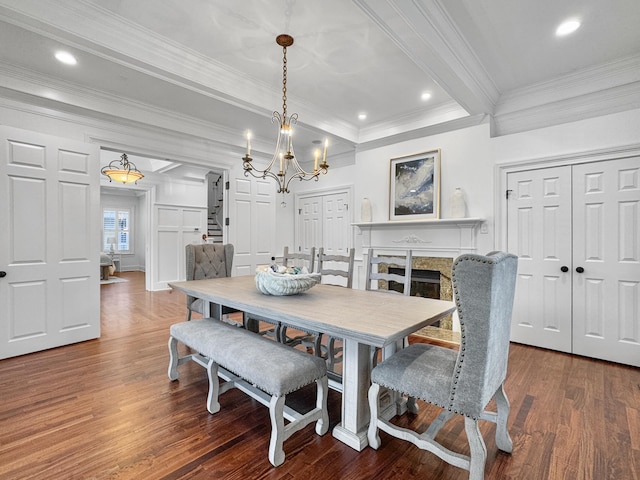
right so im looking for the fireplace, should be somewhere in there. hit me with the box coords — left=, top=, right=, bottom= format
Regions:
left=388, top=267, right=441, bottom=299
left=377, top=256, right=454, bottom=330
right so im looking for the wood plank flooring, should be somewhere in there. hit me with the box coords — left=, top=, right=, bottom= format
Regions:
left=1, top=271, right=638, bottom=479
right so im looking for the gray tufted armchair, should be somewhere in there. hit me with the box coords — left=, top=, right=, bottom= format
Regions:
left=367, top=251, right=518, bottom=480
left=185, top=243, right=235, bottom=322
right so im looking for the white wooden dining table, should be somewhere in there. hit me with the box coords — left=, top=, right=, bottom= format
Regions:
left=168, top=275, right=456, bottom=451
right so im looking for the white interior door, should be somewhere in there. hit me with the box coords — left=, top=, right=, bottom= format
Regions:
left=572, top=158, right=640, bottom=366
left=0, top=126, right=100, bottom=359
left=322, top=192, right=350, bottom=256
left=507, top=159, right=640, bottom=366
left=152, top=205, right=207, bottom=290
left=228, top=174, right=276, bottom=275
left=507, top=166, right=573, bottom=352
left=299, top=195, right=322, bottom=255
left=297, top=189, right=352, bottom=258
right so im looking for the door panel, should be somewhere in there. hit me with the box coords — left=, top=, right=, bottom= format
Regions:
left=572, top=158, right=640, bottom=366
left=228, top=175, right=275, bottom=275
left=507, top=166, right=573, bottom=352
left=323, top=193, right=350, bottom=256
left=0, top=126, right=100, bottom=359
left=299, top=196, right=322, bottom=256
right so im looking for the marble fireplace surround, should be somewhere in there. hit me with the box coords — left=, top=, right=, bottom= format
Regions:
left=354, top=218, right=484, bottom=336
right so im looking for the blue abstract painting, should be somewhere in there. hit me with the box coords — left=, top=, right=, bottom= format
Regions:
left=390, top=150, right=440, bottom=220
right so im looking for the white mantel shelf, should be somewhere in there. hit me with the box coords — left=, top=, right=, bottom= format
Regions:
left=352, top=218, right=483, bottom=228
left=353, top=218, right=485, bottom=258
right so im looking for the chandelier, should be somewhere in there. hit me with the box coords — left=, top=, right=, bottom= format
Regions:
left=101, top=153, right=144, bottom=184
left=242, top=34, right=328, bottom=195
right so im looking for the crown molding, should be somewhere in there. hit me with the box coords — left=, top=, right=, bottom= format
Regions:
left=0, top=61, right=245, bottom=144
left=493, top=56, right=640, bottom=136
left=496, top=54, right=640, bottom=115
left=0, top=86, right=239, bottom=169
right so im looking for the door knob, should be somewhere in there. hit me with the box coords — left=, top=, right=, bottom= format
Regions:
left=576, top=266, right=584, bottom=273
left=560, top=266, right=569, bottom=272
left=0, top=271, right=6, bottom=278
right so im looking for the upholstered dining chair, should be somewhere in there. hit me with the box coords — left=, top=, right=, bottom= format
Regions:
left=308, top=247, right=356, bottom=369
left=185, top=243, right=237, bottom=323
left=367, top=252, right=518, bottom=480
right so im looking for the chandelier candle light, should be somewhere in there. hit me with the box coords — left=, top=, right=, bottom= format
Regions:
left=242, top=34, right=329, bottom=197
left=101, top=153, right=144, bottom=184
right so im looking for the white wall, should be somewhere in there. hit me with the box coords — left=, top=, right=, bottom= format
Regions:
left=296, top=108, right=640, bottom=259
left=492, top=108, right=640, bottom=163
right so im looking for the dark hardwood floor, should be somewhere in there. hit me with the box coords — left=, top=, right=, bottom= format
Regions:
left=1, top=271, right=638, bottom=479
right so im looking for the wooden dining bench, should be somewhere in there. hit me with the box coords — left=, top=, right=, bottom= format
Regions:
left=168, top=318, right=329, bottom=467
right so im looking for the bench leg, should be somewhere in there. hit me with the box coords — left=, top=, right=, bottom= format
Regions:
left=168, top=336, right=179, bottom=380
left=206, top=358, right=221, bottom=414
left=315, top=376, right=329, bottom=436
left=268, top=395, right=286, bottom=467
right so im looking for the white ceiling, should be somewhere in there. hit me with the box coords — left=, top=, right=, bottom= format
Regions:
left=0, top=0, right=639, bottom=174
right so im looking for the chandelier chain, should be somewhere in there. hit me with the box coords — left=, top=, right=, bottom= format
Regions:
left=282, top=45, right=288, bottom=119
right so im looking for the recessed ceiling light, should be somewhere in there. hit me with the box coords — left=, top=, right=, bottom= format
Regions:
left=55, top=51, right=77, bottom=65
left=421, top=92, right=432, bottom=101
left=358, top=113, right=367, bottom=121
left=556, top=19, right=581, bottom=37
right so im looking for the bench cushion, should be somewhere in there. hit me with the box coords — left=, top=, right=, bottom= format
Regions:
left=170, top=318, right=327, bottom=396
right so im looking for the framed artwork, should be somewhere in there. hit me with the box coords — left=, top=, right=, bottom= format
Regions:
left=389, top=149, right=440, bottom=220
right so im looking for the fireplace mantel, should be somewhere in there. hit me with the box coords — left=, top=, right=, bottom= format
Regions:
left=353, top=218, right=483, bottom=229
left=353, top=217, right=484, bottom=258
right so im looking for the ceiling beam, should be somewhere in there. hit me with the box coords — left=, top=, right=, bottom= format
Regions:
left=354, top=0, right=500, bottom=116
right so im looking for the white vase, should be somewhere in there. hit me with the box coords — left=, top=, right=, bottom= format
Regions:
left=451, top=188, right=466, bottom=218
left=361, top=197, right=372, bottom=222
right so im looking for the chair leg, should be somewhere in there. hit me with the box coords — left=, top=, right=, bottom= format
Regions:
left=464, top=416, right=487, bottom=480
left=315, top=376, right=329, bottom=435
left=406, top=396, right=419, bottom=414
left=167, top=336, right=180, bottom=380
left=326, top=337, right=337, bottom=369
left=494, top=383, right=513, bottom=453
left=370, top=346, right=379, bottom=369
left=205, top=358, right=221, bottom=414
left=367, top=383, right=382, bottom=449
left=313, top=333, right=323, bottom=357
left=268, top=395, right=286, bottom=467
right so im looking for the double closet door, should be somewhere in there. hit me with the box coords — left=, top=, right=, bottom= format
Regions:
left=507, top=157, right=640, bottom=367
left=297, top=189, right=352, bottom=260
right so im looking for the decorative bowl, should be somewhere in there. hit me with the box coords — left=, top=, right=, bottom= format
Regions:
left=254, top=267, right=321, bottom=296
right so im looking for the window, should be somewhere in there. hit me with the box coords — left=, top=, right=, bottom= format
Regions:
left=103, top=207, right=134, bottom=254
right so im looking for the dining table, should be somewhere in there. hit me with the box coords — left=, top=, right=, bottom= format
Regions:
left=168, top=275, right=456, bottom=451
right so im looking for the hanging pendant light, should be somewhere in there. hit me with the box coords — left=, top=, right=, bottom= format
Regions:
left=241, top=34, right=329, bottom=195
left=101, top=153, right=144, bottom=184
